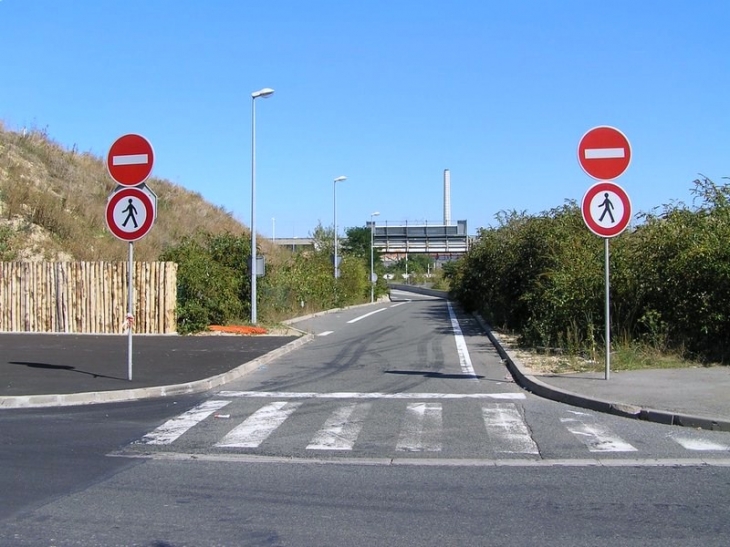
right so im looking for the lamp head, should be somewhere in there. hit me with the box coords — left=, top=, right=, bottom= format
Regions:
left=252, top=88, right=275, bottom=99
left=371, top=211, right=380, bottom=217
left=334, top=176, right=347, bottom=183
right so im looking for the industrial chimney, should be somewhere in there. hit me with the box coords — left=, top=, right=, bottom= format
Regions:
left=443, top=169, right=451, bottom=226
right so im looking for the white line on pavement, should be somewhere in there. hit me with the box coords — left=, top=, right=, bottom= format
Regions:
left=482, top=403, right=539, bottom=454
left=396, top=402, right=443, bottom=452
left=347, top=308, right=387, bottom=324
left=446, top=301, right=478, bottom=379
left=138, top=400, right=231, bottom=445
left=674, top=438, right=729, bottom=451
left=217, top=391, right=526, bottom=400
left=306, top=402, right=373, bottom=450
left=560, top=417, right=637, bottom=452
left=215, top=401, right=302, bottom=448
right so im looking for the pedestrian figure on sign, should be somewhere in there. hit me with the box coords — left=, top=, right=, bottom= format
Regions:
left=122, top=198, right=138, bottom=228
left=598, top=192, right=615, bottom=223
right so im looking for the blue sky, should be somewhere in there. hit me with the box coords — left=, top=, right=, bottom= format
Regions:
left=1, top=1, right=728, bottom=239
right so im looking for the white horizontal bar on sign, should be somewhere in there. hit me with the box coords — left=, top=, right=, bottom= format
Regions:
left=584, top=148, right=625, bottom=159
left=113, top=153, right=149, bottom=166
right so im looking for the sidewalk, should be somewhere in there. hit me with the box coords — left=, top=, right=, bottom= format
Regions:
left=484, top=329, right=730, bottom=432
left=0, top=332, right=309, bottom=409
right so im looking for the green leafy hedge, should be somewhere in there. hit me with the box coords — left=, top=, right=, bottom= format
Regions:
left=448, top=177, right=730, bottom=363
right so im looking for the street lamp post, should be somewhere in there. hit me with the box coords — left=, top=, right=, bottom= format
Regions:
left=370, top=211, right=380, bottom=303
left=250, top=87, right=274, bottom=324
left=333, top=175, right=347, bottom=278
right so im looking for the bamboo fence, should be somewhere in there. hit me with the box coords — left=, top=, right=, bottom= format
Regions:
left=0, top=262, right=178, bottom=333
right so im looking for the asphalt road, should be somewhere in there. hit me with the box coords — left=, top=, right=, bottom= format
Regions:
left=0, top=394, right=206, bottom=521
left=2, top=460, right=729, bottom=546
left=3, top=293, right=730, bottom=545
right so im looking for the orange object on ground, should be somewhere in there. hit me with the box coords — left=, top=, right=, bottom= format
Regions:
left=208, top=325, right=268, bottom=335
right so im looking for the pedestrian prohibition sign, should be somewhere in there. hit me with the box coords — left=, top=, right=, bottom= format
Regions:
left=106, top=186, right=156, bottom=241
left=581, top=181, right=632, bottom=238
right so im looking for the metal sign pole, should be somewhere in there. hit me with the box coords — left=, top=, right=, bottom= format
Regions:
left=128, top=241, right=134, bottom=381
left=604, top=237, right=610, bottom=380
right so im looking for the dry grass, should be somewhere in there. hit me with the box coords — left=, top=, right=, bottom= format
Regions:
left=0, top=121, right=255, bottom=261
left=492, top=331, right=602, bottom=374
left=492, top=330, right=699, bottom=374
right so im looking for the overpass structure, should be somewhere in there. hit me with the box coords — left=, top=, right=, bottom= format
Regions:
left=368, top=220, right=469, bottom=263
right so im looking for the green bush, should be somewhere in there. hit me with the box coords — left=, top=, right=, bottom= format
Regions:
left=160, top=233, right=248, bottom=333
left=448, top=177, right=730, bottom=364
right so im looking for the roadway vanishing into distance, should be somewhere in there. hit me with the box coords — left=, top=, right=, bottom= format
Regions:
left=2, top=289, right=730, bottom=545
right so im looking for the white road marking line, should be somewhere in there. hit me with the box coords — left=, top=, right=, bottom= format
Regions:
left=306, top=402, right=372, bottom=450
left=121, top=451, right=730, bottom=468
left=397, top=402, right=442, bottom=452
left=674, top=438, right=729, bottom=451
left=347, top=308, right=387, bottom=324
left=217, top=391, right=525, bottom=400
left=215, top=401, right=301, bottom=448
left=584, top=147, right=625, bottom=159
left=137, top=400, right=231, bottom=445
left=561, top=418, right=637, bottom=452
left=446, top=301, right=478, bottom=379
left=482, top=403, right=539, bottom=454
left=389, top=302, right=408, bottom=308
left=318, top=331, right=334, bottom=337
left=118, top=452, right=730, bottom=468
left=112, top=153, right=149, bottom=166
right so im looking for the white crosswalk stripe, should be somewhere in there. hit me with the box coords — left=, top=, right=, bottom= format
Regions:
left=482, top=403, right=539, bottom=454
left=215, top=401, right=301, bottom=448
left=307, top=402, right=372, bottom=450
left=396, top=402, right=443, bottom=452
left=673, top=437, right=729, bottom=451
left=560, top=415, right=637, bottom=452
left=138, top=399, right=231, bottom=445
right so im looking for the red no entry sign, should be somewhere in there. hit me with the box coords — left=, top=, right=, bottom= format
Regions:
left=106, top=186, right=156, bottom=241
left=582, top=181, right=632, bottom=238
left=107, top=134, right=155, bottom=186
left=578, top=126, right=631, bottom=180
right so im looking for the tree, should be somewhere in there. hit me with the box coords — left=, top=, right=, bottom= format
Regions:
left=311, top=222, right=334, bottom=257
left=342, top=225, right=385, bottom=265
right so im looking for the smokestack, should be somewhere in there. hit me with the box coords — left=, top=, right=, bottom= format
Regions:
left=443, top=169, right=451, bottom=225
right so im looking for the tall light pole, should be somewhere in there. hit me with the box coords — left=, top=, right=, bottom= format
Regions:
left=370, top=211, right=380, bottom=303
left=250, top=87, right=274, bottom=324
left=333, top=175, right=347, bottom=278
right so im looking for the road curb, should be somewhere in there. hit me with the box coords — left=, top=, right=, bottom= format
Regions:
left=0, top=333, right=313, bottom=409
left=474, top=314, right=730, bottom=432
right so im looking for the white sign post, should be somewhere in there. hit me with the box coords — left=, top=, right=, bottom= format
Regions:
left=106, top=134, right=156, bottom=381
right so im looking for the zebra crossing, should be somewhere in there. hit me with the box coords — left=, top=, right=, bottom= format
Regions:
left=130, top=393, right=730, bottom=459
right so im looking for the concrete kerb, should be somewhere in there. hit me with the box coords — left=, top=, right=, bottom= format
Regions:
left=473, top=313, right=730, bottom=432
left=0, top=333, right=314, bottom=410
